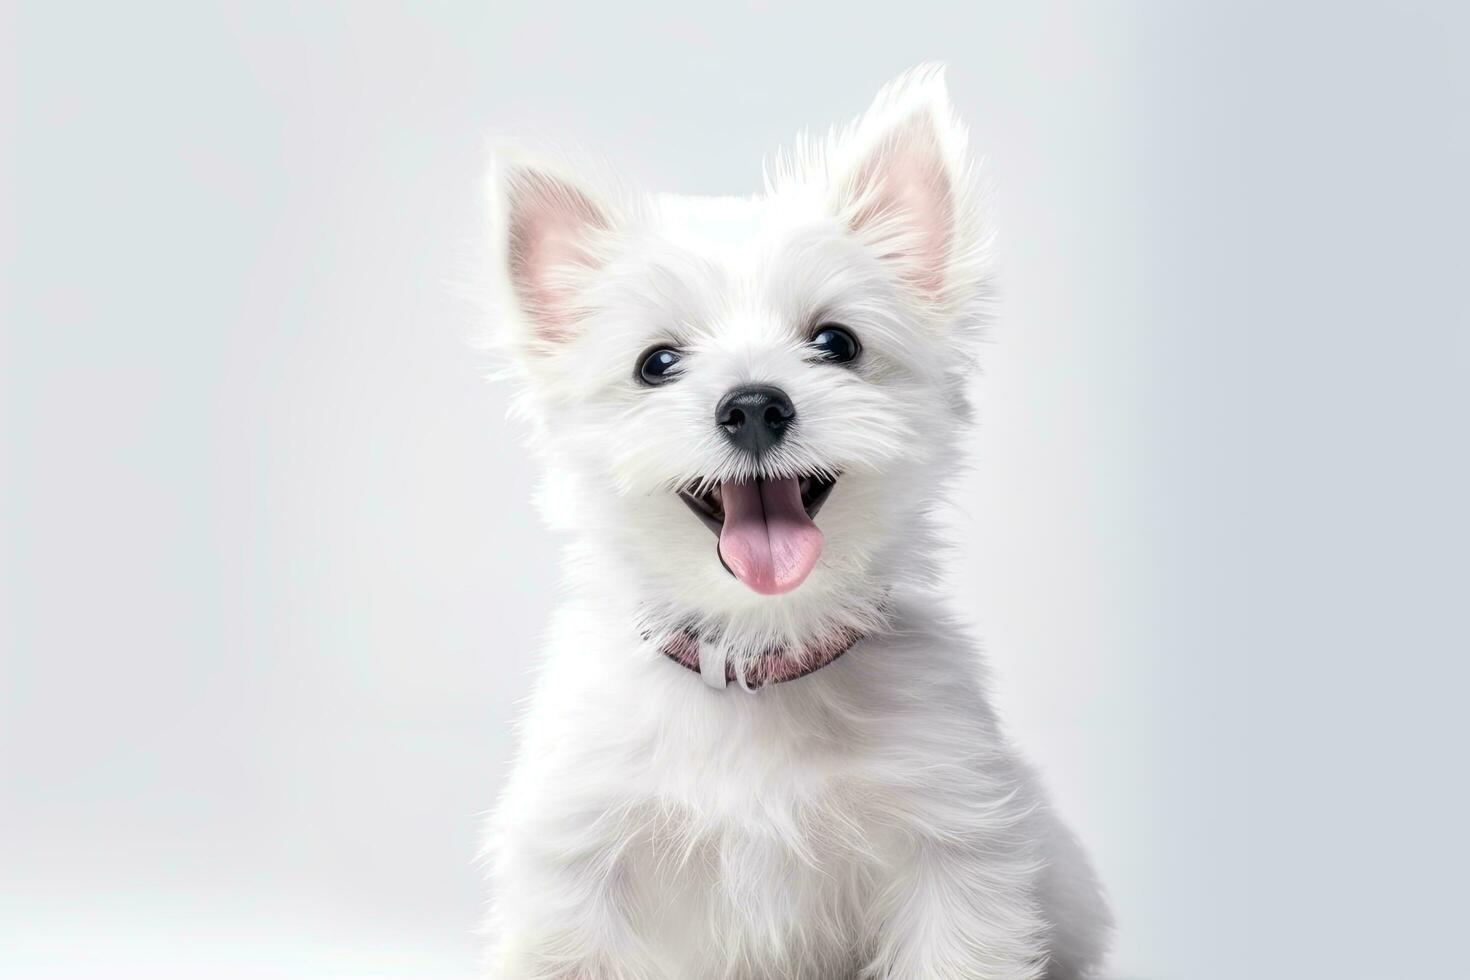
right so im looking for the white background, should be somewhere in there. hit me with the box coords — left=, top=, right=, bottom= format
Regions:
left=4, top=2, right=1468, bottom=977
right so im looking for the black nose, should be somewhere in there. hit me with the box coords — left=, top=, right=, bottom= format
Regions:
left=715, top=385, right=795, bottom=457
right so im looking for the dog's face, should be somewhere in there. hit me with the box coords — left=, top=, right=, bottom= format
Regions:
left=490, top=68, right=988, bottom=642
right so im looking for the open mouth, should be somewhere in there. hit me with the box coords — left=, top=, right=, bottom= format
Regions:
left=678, top=475, right=837, bottom=596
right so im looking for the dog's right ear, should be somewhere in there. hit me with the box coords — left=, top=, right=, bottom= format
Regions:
left=489, top=153, right=615, bottom=350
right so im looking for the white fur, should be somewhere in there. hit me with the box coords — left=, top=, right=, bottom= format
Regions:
left=480, top=66, right=1112, bottom=979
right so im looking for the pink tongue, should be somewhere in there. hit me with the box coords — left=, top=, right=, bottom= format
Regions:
left=718, top=477, right=824, bottom=595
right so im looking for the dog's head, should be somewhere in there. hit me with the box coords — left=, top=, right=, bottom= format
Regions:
left=487, top=67, right=990, bottom=646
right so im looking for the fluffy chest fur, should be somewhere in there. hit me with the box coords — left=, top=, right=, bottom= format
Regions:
left=487, top=597, right=1047, bottom=979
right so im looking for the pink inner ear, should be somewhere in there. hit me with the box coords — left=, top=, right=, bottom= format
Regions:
left=506, top=172, right=607, bottom=341
left=848, top=116, right=953, bottom=296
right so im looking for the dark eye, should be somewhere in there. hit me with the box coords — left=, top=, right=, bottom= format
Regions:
left=637, top=347, right=683, bottom=385
left=809, top=324, right=861, bottom=364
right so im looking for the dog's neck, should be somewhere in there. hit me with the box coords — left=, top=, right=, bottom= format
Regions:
left=632, top=587, right=893, bottom=689
left=563, top=540, right=912, bottom=686
left=655, top=620, right=867, bottom=689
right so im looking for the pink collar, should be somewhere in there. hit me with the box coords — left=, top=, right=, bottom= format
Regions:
left=659, top=625, right=865, bottom=688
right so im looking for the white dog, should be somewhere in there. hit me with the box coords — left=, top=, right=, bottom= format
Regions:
left=481, top=66, right=1112, bottom=979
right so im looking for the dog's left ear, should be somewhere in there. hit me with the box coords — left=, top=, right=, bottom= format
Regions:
left=827, top=66, right=976, bottom=303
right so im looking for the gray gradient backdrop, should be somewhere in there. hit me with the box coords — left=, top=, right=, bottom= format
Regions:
left=4, top=2, right=1467, bottom=978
